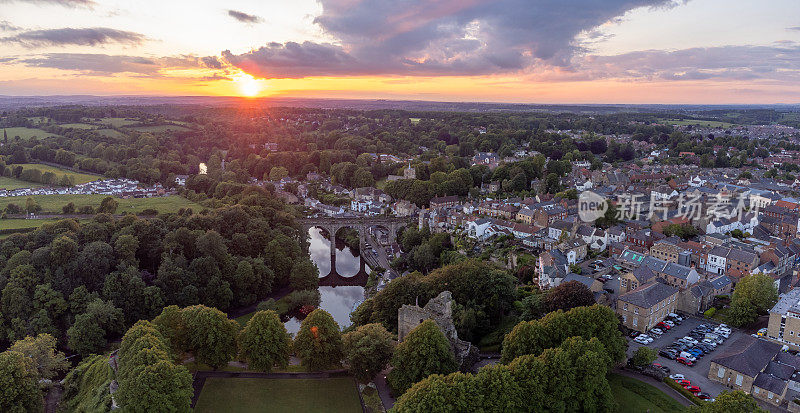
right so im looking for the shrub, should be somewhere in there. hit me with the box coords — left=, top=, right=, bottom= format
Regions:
left=703, top=307, right=717, bottom=318
left=663, top=378, right=703, bottom=405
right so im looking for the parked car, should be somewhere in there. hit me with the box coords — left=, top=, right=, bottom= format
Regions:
left=686, top=386, right=701, bottom=393
left=653, top=364, right=670, bottom=374
left=669, top=374, right=685, bottom=380
left=674, top=379, right=691, bottom=386
left=696, top=393, right=712, bottom=400
left=679, top=352, right=697, bottom=362
left=634, top=335, right=653, bottom=344
left=656, top=322, right=671, bottom=330
left=650, top=328, right=664, bottom=335
left=659, top=350, right=677, bottom=359
left=676, top=357, right=694, bottom=367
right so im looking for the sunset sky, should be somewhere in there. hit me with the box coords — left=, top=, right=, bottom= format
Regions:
left=1, top=0, right=799, bottom=103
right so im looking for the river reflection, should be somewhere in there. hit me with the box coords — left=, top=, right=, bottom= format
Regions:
left=285, top=227, right=366, bottom=335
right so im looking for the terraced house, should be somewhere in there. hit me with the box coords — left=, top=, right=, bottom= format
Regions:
left=616, top=280, right=678, bottom=332
left=709, top=336, right=800, bottom=407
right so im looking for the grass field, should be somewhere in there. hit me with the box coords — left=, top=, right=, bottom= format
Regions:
left=659, top=119, right=734, bottom=128
left=0, top=194, right=201, bottom=214
left=0, top=176, right=43, bottom=190
left=0, top=218, right=60, bottom=231
left=16, top=163, right=100, bottom=184
left=59, top=123, right=97, bottom=129
left=94, top=117, right=140, bottom=127
left=194, top=377, right=362, bottom=413
left=95, top=129, right=127, bottom=139
left=128, top=124, right=190, bottom=133
left=2, top=127, right=61, bottom=140
left=609, top=373, right=686, bottom=413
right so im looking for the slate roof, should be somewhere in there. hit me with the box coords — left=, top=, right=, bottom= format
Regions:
left=631, top=267, right=656, bottom=284
left=618, top=281, right=677, bottom=308
left=753, top=372, right=788, bottom=394
left=563, top=273, right=596, bottom=290
left=711, top=336, right=781, bottom=377
left=709, top=275, right=732, bottom=290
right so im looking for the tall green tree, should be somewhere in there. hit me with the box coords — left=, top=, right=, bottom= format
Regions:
left=182, top=305, right=240, bottom=369
left=238, top=310, right=291, bottom=373
left=342, top=323, right=395, bottom=383
left=293, top=309, right=343, bottom=371
left=9, top=334, right=70, bottom=380
left=0, top=350, right=42, bottom=413
left=388, top=320, right=457, bottom=395
left=727, top=274, right=778, bottom=327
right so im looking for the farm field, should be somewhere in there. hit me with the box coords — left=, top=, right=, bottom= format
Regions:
left=2, top=127, right=61, bottom=140
left=15, top=163, right=100, bottom=184
left=95, top=129, right=127, bottom=139
left=59, top=123, right=98, bottom=129
left=0, top=194, right=202, bottom=214
left=658, top=119, right=735, bottom=128
left=94, top=117, right=140, bottom=127
left=0, top=218, right=66, bottom=239
left=0, top=176, right=43, bottom=190
left=609, top=374, right=686, bottom=413
left=128, top=124, right=190, bottom=133
left=194, top=377, right=362, bottom=413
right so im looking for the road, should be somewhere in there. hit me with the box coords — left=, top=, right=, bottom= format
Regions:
left=364, top=229, right=398, bottom=278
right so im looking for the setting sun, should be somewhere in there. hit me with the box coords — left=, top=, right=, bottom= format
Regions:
left=235, top=74, right=263, bottom=97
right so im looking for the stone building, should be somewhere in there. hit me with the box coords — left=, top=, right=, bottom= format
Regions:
left=398, top=291, right=479, bottom=371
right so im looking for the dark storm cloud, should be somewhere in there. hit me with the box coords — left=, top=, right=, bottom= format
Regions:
left=2, top=27, right=146, bottom=47
left=0, top=0, right=95, bottom=8
left=227, top=10, right=263, bottom=24
left=222, top=0, right=684, bottom=78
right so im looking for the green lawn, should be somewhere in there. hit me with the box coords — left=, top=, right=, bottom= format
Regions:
left=0, top=176, right=43, bottom=190
left=609, top=373, right=686, bottom=413
left=15, top=163, right=100, bottom=184
left=2, top=127, right=61, bottom=140
left=194, top=377, right=362, bottom=413
left=0, top=194, right=201, bottom=214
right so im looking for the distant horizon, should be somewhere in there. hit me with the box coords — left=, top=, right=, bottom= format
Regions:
left=0, top=94, right=798, bottom=108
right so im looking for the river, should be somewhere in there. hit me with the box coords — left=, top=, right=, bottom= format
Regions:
left=284, top=227, right=366, bottom=334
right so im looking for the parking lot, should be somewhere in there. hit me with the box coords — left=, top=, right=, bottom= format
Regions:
left=627, top=316, right=747, bottom=398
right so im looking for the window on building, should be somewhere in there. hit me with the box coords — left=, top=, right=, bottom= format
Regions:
left=768, top=392, right=773, bottom=399
left=736, top=375, right=743, bottom=386
left=754, top=387, right=759, bottom=394
left=634, top=308, right=639, bottom=315
left=633, top=318, right=638, bottom=327
left=622, top=315, right=627, bottom=323
left=717, top=367, right=725, bottom=378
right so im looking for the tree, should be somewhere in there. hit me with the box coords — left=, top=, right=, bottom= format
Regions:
left=501, top=305, right=626, bottom=365
left=544, top=280, right=595, bottom=312
left=630, top=346, right=657, bottom=368
left=289, top=258, right=319, bottom=291
left=237, top=310, right=291, bottom=372
left=115, top=320, right=193, bottom=412
left=727, top=274, right=778, bottom=327
left=67, top=298, right=124, bottom=356
left=182, top=305, right=240, bottom=369
left=97, top=196, right=118, bottom=214
left=388, top=320, right=457, bottom=395
left=24, top=197, right=41, bottom=214
left=688, top=390, right=764, bottom=413
left=293, top=309, right=343, bottom=371
left=62, top=202, right=75, bottom=214
left=268, top=166, right=288, bottom=181
left=342, top=323, right=395, bottom=383
left=0, top=350, right=42, bottom=412
left=9, top=334, right=69, bottom=380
